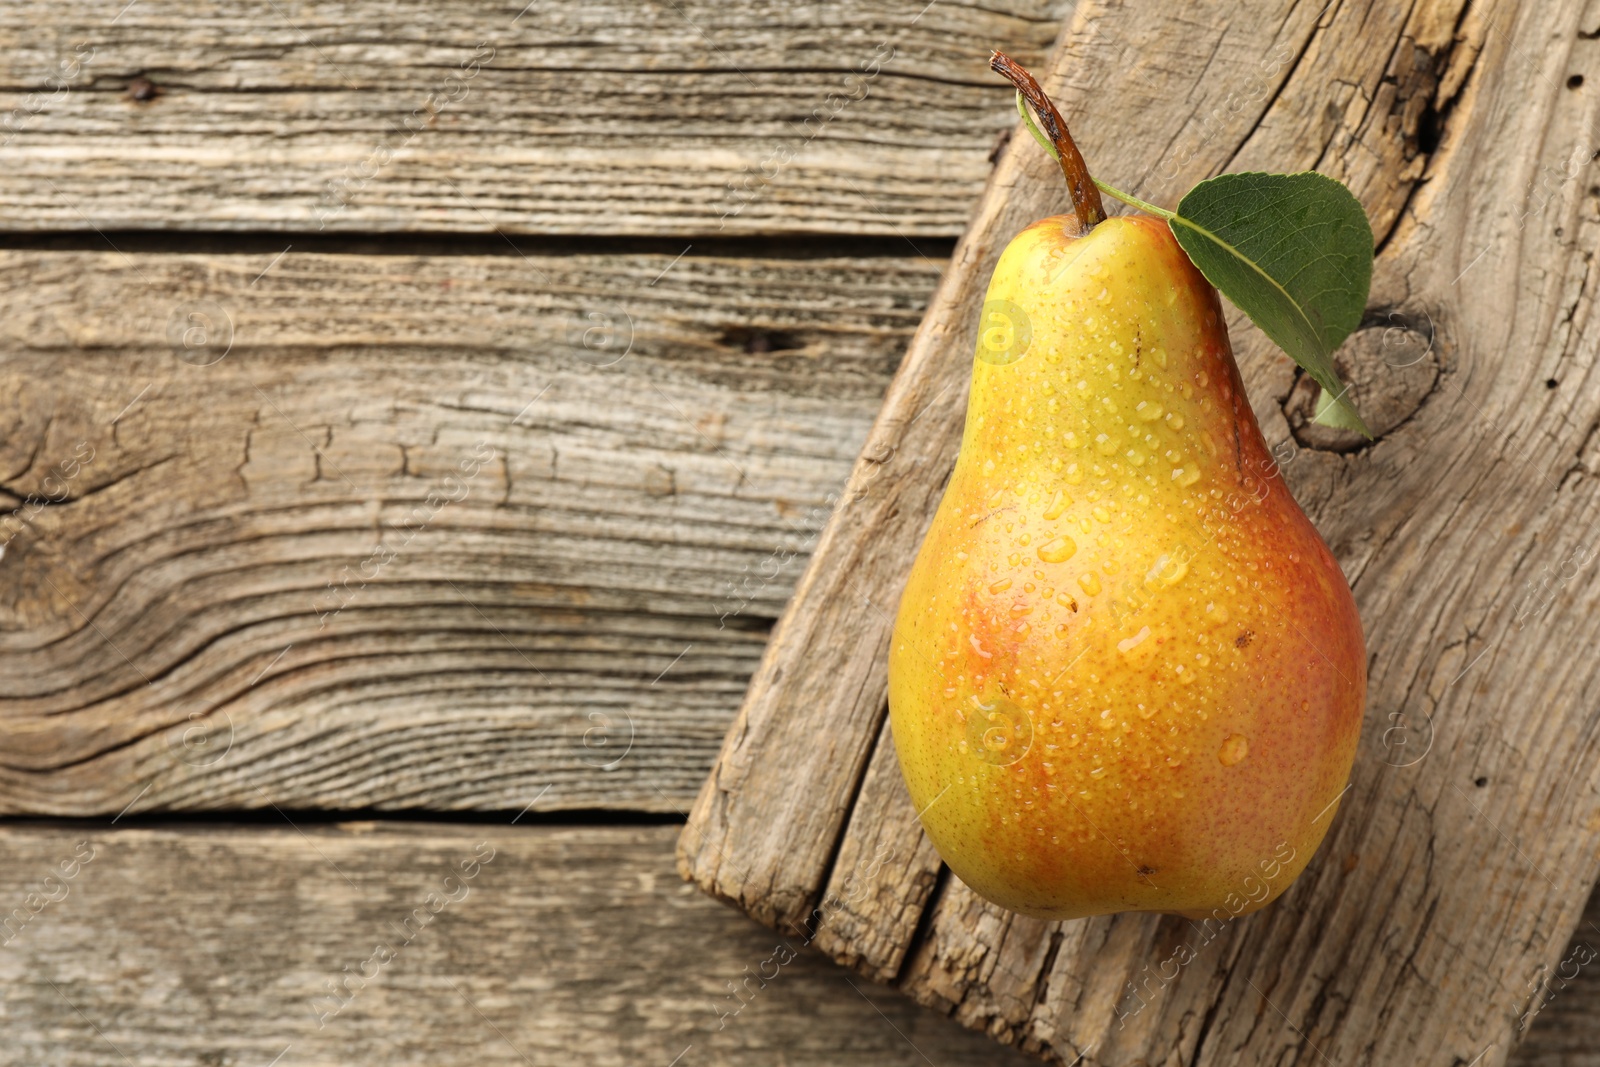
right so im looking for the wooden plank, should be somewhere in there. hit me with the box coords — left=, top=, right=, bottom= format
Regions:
left=0, top=818, right=1590, bottom=1065
left=1509, top=880, right=1600, bottom=1066
left=0, top=0, right=1067, bottom=236
left=0, top=821, right=1039, bottom=1066
left=0, top=248, right=940, bottom=815
left=682, top=0, right=1600, bottom=1063
left=811, top=722, right=944, bottom=982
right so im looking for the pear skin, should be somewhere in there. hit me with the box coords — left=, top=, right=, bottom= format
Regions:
left=888, top=213, right=1366, bottom=921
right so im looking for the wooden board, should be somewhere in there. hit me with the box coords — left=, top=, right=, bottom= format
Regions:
left=682, top=0, right=1600, bottom=1064
left=1512, top=878, right=1600, bottom=1066
left=6, top=0, right=1600, bottom=1063
left=0, top=821, right=1040, bottom=1066
left=0, top=0, right=1066, bottom=236
left=0, top=248, right=939, bottom=816
left=0, top=817, right=1592, bottom=1066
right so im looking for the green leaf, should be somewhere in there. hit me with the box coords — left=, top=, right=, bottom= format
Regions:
left=1166, top=172, right=1373, bottom=436
left=1313, top=385, right=1368, bottom=433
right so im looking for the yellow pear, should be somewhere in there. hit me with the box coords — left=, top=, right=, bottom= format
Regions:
left=887, top=58, right=1365, bottom=922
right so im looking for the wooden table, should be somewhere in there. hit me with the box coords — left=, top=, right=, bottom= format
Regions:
left=0, top=1, right=1594, bottom=1064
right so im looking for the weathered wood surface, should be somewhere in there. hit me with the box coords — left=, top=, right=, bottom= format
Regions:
left=0, top=0, right=1066, bottom=236
left=0, top=248, right=939, bottom=815
left=0, top=817, right=1589, bottom=1066
left=0, top=821, right=1040, bottom=1066
left=1512, top=879, right=1600, bottom=1066
left=683, top=0, right=1600, bottom=1063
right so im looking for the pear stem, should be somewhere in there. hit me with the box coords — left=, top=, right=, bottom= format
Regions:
left=1011, top=90, right=1177, bottom=223
left=990, top=50, right=1104, bottom=230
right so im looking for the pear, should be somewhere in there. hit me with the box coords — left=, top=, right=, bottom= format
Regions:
left=887, top=58, right=1365, bottom=921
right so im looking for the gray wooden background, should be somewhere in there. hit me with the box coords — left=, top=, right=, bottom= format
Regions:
left=0, top=1, right=1596, bottom=1064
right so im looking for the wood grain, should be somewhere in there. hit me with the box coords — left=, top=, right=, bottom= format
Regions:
left=0, top=820, right=1039, bottom=1067
left=810, top=722, right=944, bottom=983
left=1511, top=877, right=1600, bottom=1066
left=0, top=248, right=940, bottom=815
left=682, top=0, right=1600, bottom=1063
left=0, top=0, right=1066, bottom=236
